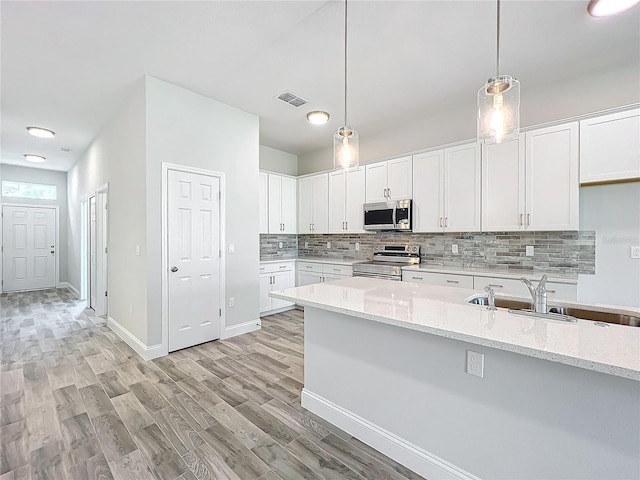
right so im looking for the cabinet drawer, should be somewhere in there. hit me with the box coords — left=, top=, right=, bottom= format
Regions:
left=473, top=276, right=577, bottom=301
left=402, top=271, right=473, bottom=289
left=260, top=261, right=295, bottom=274
left=297, top=261, right=323, bottom=274
left=323, top=264, right=353, bottom=276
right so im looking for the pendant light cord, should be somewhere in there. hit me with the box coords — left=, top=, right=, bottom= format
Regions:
left=496, top=0, right=501, bottom=78
left=344, top=0, right=348, bottom=127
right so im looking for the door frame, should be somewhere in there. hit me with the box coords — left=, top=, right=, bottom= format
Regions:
left=0, top=203, right=60, bottom=294
left=161, top=162, right=226, bottom=354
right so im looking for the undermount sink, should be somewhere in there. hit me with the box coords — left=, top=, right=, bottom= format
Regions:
left=466, top=294, right=640, bottom=327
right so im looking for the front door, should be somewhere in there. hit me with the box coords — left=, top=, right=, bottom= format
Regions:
left=167, top=169, right=221, bottom=351
left=2, top=205, right=56, bottom=291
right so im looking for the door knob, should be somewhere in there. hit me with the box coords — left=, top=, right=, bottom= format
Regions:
left=50, top=250, right=55, bottom=254
left=171, top=266, right=178, bottom=272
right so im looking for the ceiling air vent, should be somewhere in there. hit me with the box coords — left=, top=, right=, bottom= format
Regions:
left=276, top=91, right=308, bottom=107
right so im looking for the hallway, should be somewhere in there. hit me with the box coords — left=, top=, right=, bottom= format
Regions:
left=0, top=288, right=423, bottom=480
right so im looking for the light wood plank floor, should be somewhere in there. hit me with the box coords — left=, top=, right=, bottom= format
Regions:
left=0, top=288, right=425, bottom=480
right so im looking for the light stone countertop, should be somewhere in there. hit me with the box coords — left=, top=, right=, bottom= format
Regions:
left=259, top=257, right=298, bottom=264
left=402, top=264, right=579, bottom=284
left=271, top=276, right=640, bottom=381
left=260, top=257, right=365, bottom=266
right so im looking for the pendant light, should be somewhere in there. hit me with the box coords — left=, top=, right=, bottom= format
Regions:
left=477, top=0, right=520, bottom=144
left=334, top=0, right=359, bottom=170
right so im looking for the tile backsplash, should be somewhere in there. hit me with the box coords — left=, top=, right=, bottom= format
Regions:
left=260, top=234, right=298, bottom=260
left=296, top=231, right=596, bottom=274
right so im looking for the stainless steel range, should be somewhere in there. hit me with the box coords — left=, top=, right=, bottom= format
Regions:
left=353, top=245, right=420, bottom=281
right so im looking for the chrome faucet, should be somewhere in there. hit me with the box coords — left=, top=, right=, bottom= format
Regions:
left=484, top=286, right=497, bottom=311
left=521, top=275, right=548, bottom=313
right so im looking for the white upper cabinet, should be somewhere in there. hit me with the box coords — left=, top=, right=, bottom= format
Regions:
left=526, top=122, right=579, bottom=231
left=259, top=171, right=268, bottom=234
left=413, top=143, right=480, bottom=232
left=329, top=167, right=366, bottom=233
left=298, top=173, right=329, bottom=234
left=579, top=108, right=640, bottom=184
left=365, top=156, right=413, bottom=203
left=482, top=122, right=579, bottom=232
left=267, top=173, right=297, bottom=234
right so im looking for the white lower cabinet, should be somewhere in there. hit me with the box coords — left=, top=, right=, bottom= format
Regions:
left=297, top=261, right=352, bottom=286
left=259, top=261, right=295, bottom=314
left=401, top=271, right=474, bottom=289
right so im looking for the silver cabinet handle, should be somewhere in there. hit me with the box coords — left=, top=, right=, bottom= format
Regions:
left=333, top=268, right=340, bottom=272
left=345, top=221, right=348, bottom=230
left=526, top=213, right=530, bottom=226
left=305, top=265, right=313, bottom=269
left=439, top=217, right=443, bottom=228
left=446, top=280, right=459, bottom=284
left=488, top=284, right=503, bottom=288
left=519, top=214, right=523, bottom=226
left=171, top=266, right=178, bottom=272
left=547, top=289, right=556, bottom=293
left=411, top=276, right=423, bottom=280
left=279, top=265, right=287, bottom=269
left=445, top=217, right=448, bottom=228
left=387, top=188, right=391, bottom=198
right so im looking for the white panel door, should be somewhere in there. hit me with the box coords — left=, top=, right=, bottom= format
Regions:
left=445, top=143, right=481, bottom=232
left=345, top=167, right=365, bottom=232
left=267, top=174, right=282, bottom=233
left=89, top=196, right=97, bottom=309
left=365, top=162, right=388, bottom=203
left=482, top=134, right=525, bottom=231
left=328, top=171, right=346, bottom=233
left=168, top=170, right=221, bottom=351
left=413, top=150, right=444, bottom=232
left=311, top=174, right=329, bottom=234
left=2, top=206, right=56, bottom=291
left=526, top=123, right=579, bottom=231
left=387, top=156, right=413, bottom=200
left=259, top=172, right=268, bottom=234
left=298, top=177, right=314, bottom=234
left=280, top=176, right=297, bottom=234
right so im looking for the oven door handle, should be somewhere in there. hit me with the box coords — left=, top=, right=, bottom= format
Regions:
left=392, top=205, right=397, bottom=228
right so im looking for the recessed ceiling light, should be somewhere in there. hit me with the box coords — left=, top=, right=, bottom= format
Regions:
left=24, top=154, right=46, bottom=163
left=26, top=126, right=55, bottom=138
left=588, top=0, right=639, bottom=17
left=306, top=111, right=330, bottom=125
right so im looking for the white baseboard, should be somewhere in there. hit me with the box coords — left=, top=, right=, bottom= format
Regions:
left=59, top=282, right=80, bottom=299
left=107, top=316, right=166, bottom=361
left=301, top=389, right=480, bottom=480
left=221, top=318, right=261, bottom=340
left=260, top=305, right=296, bottom=317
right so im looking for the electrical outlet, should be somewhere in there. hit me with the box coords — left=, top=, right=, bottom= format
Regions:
left=452, top=244, right=459, bottom=255
left=228, top=244, right=235, bottom=254
left=278, top=242, right=283, bottom=249
left=526, top=245, right=535, bottom=256
left=304, top=242, right=309, bottom=249
left=355, top=242, right=360, bottom=251
left=466, top=350, right=484, bottom=378
left=327, top=241, right=331, bottom=249
left=631, top=246, right=640, bottom=259
left=228, top=297, right=235, bottom=308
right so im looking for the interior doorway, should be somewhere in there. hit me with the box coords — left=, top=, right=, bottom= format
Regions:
left=81, top=185, right=108, bottom=316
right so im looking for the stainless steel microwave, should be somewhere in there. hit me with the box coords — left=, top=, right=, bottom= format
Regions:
left=363, top=199, right=412, bottom=231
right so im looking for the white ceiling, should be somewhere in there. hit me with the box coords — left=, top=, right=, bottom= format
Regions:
left=1, top=0, right=639, bottom=172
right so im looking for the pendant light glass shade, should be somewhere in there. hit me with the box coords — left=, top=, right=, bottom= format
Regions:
left=334, top=0, right=359, bottom=170
left=334, top=126, right=359, bottom=170
left=477, top=0, right=520, bottom=144
left=477, top=75, right=520, bottom=144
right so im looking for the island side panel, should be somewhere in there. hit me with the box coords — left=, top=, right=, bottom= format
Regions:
left=302, top=306, right=640, bottom=480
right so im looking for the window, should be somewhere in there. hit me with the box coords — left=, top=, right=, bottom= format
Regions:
left=1, top=180, right=57, bottom=200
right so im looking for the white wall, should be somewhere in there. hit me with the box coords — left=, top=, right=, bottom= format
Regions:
left=579, top=183, right=640, bottom=308
left=298, top=64, right=640, bottom=174
left=67, top=78, right=148, bottom=343
left=145, top=76, right=260, bottom=344
left=259, top=145, right=298, bottom=176
left=0, top=165, right=68, bottom=283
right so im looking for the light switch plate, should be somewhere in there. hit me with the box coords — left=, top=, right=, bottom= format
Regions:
left=228, top=244, right=235, bottom=254
left=278, top=242, right=283, bottom=249
left=135, top=245, right=141, bottom=256
left=327, top=242, right=331, bottom=249
left=631, top=246, right=640, bottom=259
left=452, top=244, right=458, bottom=255
left=526, top=245, right=535, bottom=256
left=355, top=242, right=360, bottom=251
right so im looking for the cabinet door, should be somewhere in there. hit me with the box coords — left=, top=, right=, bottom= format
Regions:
left=412, top=150, right=444, bottom=232
left=271, top=271, right=294, bottom=309
left=259, top=273, right=272, bottom=313
left=365, top=162, right=388, bottom=203
left=297, top=271, right=322, bottom=287
left=267, top=174, right=282, bottom=233
left=298, top=177, right=314, bottom=234
left=259, top=172, right=269, bottom=234
left=526, top=123, right=579, bottom=231
left=312, top=174, right=329, bottom=234
left=345, top=167, right=365, bottom=232
left=580, top=108, right=640, bottom=184
left=444, top=143, right=481, bottom=232
left=482, top=134, right=525, bottom=232
left=328, top=171, right=346, bottom=233
left=387, top=156, right=413, bottom=200
left=280, top=176, right=297, bottom=234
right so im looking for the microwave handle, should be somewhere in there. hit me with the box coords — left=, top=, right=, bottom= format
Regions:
left=392, top=204, right=397, bottom=227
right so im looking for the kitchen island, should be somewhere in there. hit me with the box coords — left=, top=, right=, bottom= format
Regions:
left=271, top=277, right=640, bottom=480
